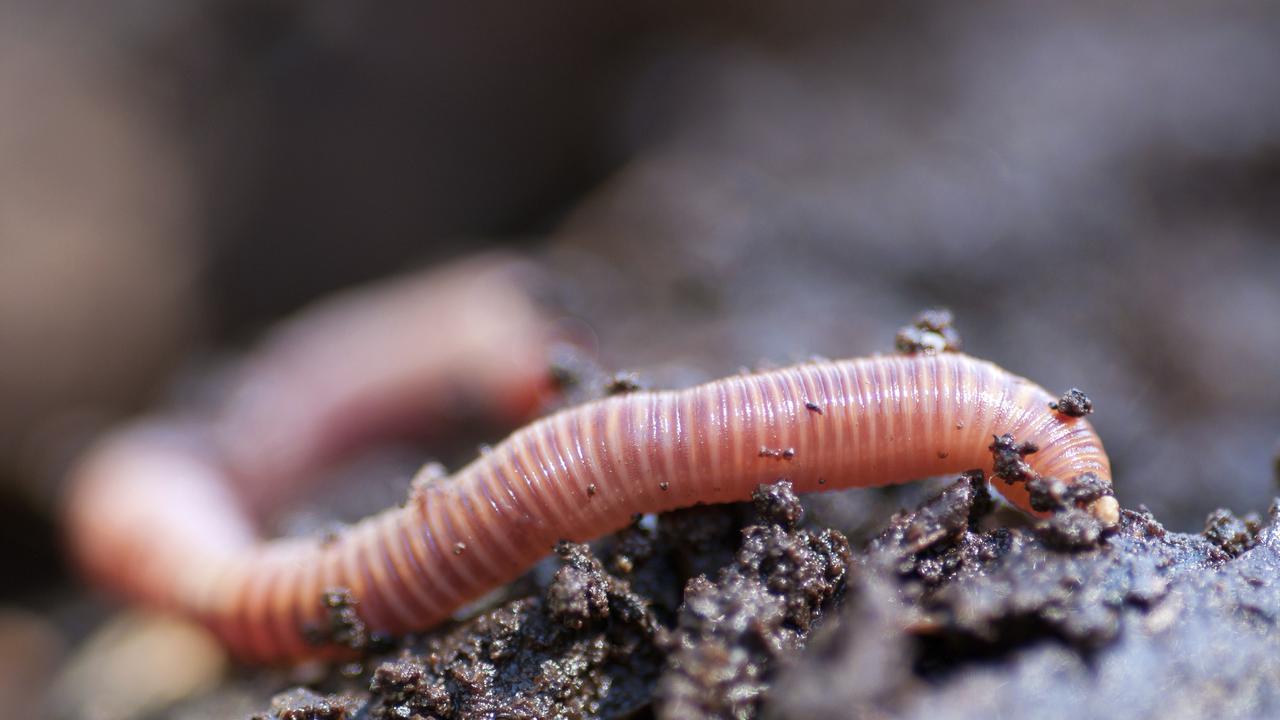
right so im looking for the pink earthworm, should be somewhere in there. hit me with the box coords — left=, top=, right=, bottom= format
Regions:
left=67, top=279, right=1113, bottom=663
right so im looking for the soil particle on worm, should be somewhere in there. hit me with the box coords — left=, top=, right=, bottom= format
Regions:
left=895, top=308, right=963, bottom=355
left=1022, top=472, right=1117, bottom=550
left=603, top=372, right=644, bottom=396
left=1025, top=472, right=1112, bottom=513
left=988, top=433, right=1040, bottom=486
left=1049, top=388, right=1094, bottom=417
left=301, top=589, right=367, bottom=653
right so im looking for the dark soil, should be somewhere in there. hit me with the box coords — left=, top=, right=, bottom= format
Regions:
left=245, top=481, right=849, bottom=720
left=241, top=464, right=1280, bottom=719
left=772, top=492, right=1280, bottom=719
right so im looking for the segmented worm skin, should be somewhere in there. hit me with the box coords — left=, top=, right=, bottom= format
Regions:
left=70, top=318, right=1111, bottom=663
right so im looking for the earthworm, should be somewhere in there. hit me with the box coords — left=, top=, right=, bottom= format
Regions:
left=68, top=287, right=1113, bottom=664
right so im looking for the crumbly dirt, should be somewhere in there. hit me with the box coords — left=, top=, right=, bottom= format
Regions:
left=1049, top=388, right=1094, bottom=417
left=240, top=466, right=1280, bottom=720
left=250, top=688, right=361, bottom=720
left=654, top=482, right=851, bottom=720
left=245, top=482, right=851, bottom=720
left=988, top=433, right=1040, bottom=486
left=769, top=485, right=1280, bottom=720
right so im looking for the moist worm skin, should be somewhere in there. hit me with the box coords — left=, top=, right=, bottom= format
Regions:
left=69, top=352, right=1110, bottom=663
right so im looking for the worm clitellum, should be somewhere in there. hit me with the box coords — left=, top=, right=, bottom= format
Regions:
left=68, top=278, right=1113, bottom=663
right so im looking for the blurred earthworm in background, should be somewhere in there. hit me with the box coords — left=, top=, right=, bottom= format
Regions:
left=66, top=257, right=1114, bottom=663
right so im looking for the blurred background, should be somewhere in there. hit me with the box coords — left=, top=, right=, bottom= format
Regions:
left=2, top=0, right=1280, bottom=716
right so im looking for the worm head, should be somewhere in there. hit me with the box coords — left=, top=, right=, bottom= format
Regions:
left=1086, top=495, right=1120, bottom=528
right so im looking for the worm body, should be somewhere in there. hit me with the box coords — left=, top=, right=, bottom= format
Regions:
left=70, top=328, right=1111, bottom=663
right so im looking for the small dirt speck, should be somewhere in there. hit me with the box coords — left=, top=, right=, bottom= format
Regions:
left=301, top=588, right=369, bottom=652
left=895, top=308, right=963, bottom=355
left=1050, top=387, right=1094, bottom=417
left=989, top=433, right=1039, bottom=485
left=1203, top=508, right=1260, bottom=557
left=752, top=480, right=805, bottom=529
left=758, top=446, right=796, bottom=460
left=604, top=372, right=644, bottom=395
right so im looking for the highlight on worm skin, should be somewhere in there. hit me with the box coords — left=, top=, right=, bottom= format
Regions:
left=66, top=296, right=1115, bottom=663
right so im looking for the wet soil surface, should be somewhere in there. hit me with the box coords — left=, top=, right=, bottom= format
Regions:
left=236, top=473, right=1280, bottom=720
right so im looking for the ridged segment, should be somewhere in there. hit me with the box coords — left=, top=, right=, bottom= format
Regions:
left=70, top=353, right=1110, bottom=663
